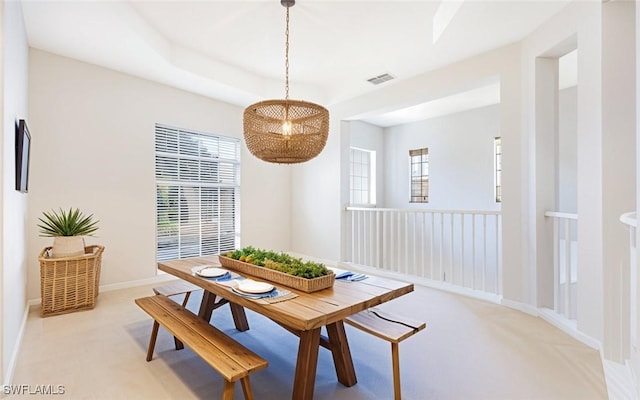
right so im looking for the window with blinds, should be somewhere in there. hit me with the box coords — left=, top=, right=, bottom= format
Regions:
left=494, top=137, right=502, bottom=203
left=410, top=147, right=429, bottom=203
left=155, top=124, right=240, bottom=261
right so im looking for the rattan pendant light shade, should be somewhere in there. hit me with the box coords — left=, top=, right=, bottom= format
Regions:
left=242, top=0, right=329, bottom=164
left=243, top=99, right=329, bottom=164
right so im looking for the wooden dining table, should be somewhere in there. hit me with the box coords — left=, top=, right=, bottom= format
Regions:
left=157, top=255, right=414, bottom=400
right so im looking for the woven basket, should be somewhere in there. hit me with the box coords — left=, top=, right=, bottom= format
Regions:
left=38, top=245, right=105, bottom=317
left=218, top=256, right=334, bottom=293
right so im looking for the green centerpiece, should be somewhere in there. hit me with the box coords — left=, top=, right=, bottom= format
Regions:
left=220, top=246, right=334, bottom=292
left=225, top=246, right=330, bottom=278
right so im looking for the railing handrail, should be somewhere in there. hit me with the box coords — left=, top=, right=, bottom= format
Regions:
left=544, top=211, right=578, bottom=220
left=620, top=211, right=637, bottom=228
left=346, top=206, right=501, bottom=215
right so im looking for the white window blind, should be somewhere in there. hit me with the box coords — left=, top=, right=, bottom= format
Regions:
left=155, top=124, right=240, bottom=261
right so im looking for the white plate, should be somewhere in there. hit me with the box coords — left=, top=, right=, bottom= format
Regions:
left=196, top=267, right=228, bottom=278
left=236, top=280, right=274, bottom=294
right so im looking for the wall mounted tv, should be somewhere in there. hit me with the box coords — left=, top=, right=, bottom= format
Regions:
left=15, top=119, right=31, bottom=193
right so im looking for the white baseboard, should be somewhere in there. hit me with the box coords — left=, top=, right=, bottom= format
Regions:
left=537, top=307, right=602, bottom=351
left=603, top=359, right=638, bottom=400
left=340, top=261, right=503, bottom=305
left=295, top=256, right=503, bottom=304
left=276, top=255, right=608, bottom=356
left=99, top=273, right=177, bottom=292
left=2, top=302, right=30, bottom=396
left=339, top=260, right=603, bottom=354
left=500, top=298, right=539, bottom=316
left=27, top=272, right=178, bottom=306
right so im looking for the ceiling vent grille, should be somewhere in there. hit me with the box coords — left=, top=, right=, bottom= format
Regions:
left=367, top=73, right=395, bottom=85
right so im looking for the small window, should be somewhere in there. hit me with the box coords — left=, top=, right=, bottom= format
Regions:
left=410, top=148, right=429, bottom=203
left=494, top=137, right=502, bottom=203
left=350, top=147, right=376, bottom=205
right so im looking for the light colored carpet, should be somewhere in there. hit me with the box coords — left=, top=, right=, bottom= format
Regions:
left=10, top=281, right=607, bottom=399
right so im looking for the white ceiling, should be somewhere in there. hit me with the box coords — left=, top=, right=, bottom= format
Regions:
left=21, top=0, right=572, bottom=127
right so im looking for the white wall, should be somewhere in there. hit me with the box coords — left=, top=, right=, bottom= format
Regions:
left=558, top=86, right=577, bottom=213
left=26, top=50, right=291, bottom=300
left=1, top=0, right=29, bottom=385
left=383, top=104, right=501, bottom=211
left=601, top=0, right=636, bottom=362
left=290, top=122, right=341, bottom=261
left=348, top=120, right=384, bottom=207
left=521, top=0, right=605, bottom=344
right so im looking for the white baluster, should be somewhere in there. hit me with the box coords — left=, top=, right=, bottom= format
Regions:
left=553, top=216, right=559, bottom=314
left=564, top=218, right=571, bottom=319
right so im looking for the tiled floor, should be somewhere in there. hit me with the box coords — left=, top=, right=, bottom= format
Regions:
left=10, top=281, right=607, bottom=399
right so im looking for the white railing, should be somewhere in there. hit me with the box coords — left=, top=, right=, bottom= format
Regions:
left=344, top=207, right=502, bottom=295
left=544, top=211, right=578, bottom=321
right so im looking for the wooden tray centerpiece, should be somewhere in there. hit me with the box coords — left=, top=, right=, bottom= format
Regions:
left=219, top=247, right=334, bottom=293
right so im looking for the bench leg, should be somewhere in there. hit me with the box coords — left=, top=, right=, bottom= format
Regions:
left=391, top=342, right=401, bottom=400
left=172, top=292, right=192, bottom=351
left=152, top=291, right=192, bottom=351
left=222, top=380, right=235, bottom=400
left=146, top=321, right=160, bottom=362
left=240, top=376, right=254, bottom=400
left=181, top=291, right=192, bottom=308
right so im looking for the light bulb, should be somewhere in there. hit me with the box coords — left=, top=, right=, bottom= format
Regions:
left=282, top=120, right=292, bottom=136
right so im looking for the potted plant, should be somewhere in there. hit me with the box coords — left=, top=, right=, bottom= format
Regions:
left=38, top=208, right=99, bottom=258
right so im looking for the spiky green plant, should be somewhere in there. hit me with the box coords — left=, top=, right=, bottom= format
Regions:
left=37, top=208, right=99, bottom=237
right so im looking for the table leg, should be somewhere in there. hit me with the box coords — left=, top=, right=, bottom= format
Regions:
left=197, top=290, right=218, bottom=321
left=230, top=302, right=250, bottom=332
left=326, top=320, right=357, bottom=386
left=292, top=327, right=321, bottom=400
left=197, top=290, right=250, bottom=331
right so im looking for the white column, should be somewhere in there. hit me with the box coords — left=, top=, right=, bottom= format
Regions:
left=601, top=0, right=636, bottom=363
left=534, top=57, right=559, bottom=310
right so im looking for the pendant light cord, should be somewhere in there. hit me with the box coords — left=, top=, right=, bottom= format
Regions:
left=242, top=0, right=328, bottom=163
left=284, top=5, right=290, bottom=101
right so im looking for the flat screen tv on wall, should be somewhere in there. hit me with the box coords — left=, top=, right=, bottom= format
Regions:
left=15, top=119, right=31, bottom=193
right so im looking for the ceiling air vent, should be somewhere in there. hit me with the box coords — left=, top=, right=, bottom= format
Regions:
left=367, top=73, right=395, bottom=85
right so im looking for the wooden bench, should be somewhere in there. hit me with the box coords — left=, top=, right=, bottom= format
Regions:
left=135, top=295, right=268, bottom=400
left=152, top=281, right=202, bottom=350
left=345, top=308, right=426, bottom=400
left=153, top=281, right=201, bottom=304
